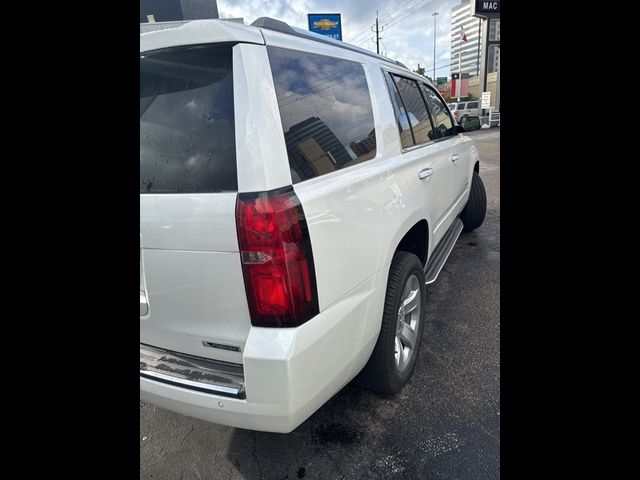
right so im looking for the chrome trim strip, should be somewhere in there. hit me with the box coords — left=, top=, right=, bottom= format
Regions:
left=140, top=371, right=241, bottom=396
left=140, top=343, right=246, bottom=398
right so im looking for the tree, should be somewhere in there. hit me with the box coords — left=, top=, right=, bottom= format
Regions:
left=413, top=64, right=432, bottom=83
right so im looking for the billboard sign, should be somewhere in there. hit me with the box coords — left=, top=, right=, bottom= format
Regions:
left=308, top=13, right=342, bottom=41
left=472, top=0, right=500, bottom=18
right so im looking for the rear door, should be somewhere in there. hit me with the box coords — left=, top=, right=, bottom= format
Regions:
left=140, top=43, right=250, bottom=364
left=385, top=72, right=459, bottom=247
left=421, top=83, right=471, bottom=216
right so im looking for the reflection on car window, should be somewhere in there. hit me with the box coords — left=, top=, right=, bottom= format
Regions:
left=384, top=72, right=415, bottom=148
left=420, top=84, right=456, bottom=139
left=391, top=75, right=435, bottom=145
left=268, top=47, right=377, bottom=183
left=140, top=44, right=236, bottom=193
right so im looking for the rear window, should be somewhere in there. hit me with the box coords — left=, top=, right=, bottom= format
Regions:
left=448, top=103, right=457, bottom=110
left=140, top=44, right=236, bottom=193
left=268, top=47, right=377, bottom=183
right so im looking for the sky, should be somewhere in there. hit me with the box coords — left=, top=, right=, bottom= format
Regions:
left=217, top=0, right=462, bottom=78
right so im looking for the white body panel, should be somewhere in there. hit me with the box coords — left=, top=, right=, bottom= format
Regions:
left=140, top=19, right=480, bottom=433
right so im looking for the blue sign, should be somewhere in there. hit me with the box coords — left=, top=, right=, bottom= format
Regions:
left=308, top=13, right=342, bottom=41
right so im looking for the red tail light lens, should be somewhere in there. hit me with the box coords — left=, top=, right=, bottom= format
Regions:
left=236, top=187, right=319, bottom=327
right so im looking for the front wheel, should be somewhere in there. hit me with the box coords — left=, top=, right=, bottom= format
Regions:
left=359, top=252, right=426, bottom=395
left=460, top=171, right=487, bottom=232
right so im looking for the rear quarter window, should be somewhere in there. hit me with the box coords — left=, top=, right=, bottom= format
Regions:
left=268, top=47, right=377, bottom=183
left=140, top=44, right=236, bottom=193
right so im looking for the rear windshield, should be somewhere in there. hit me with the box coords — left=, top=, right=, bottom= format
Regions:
left=140, top=44, right=236, bottom=193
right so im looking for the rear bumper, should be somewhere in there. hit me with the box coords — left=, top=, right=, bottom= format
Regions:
left=140, top=270, right=385, bottom=433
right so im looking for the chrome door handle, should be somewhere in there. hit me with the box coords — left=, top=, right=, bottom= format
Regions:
left=418, top=168, right=433, bottom=180
left=451, top=154, right=461, bottom=163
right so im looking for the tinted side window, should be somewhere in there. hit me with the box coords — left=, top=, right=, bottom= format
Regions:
left=391, top=74, right=435, bottom=145
left=457, top=102, right=466, bottom=109
left=268, top=47, right=377, bottom=183
left=466, top=102, right=479, bottom=109
left=384, top=72, right=415, bottom=148
left=140, top=44, right=236, bottom=193
left=420, top=84, right=456, bottom=139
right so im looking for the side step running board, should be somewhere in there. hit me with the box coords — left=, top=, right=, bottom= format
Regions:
left=424, top=218, right=464, bottom=285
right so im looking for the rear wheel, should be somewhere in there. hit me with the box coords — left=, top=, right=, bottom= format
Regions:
left=460, top=171, right=487, bottom=232
left=359, top=252, right=426, bottom=395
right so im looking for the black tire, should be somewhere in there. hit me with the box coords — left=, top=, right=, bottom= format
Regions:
left=460, top=171, right=487, bottom=232
left=358, top=252, right=426, bottom=395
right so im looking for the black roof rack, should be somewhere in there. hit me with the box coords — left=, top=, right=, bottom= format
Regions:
left=251, top=17, right=407, bottom=69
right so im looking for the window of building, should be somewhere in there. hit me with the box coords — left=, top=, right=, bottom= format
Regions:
left=268, top=47, right=377, bottom=183
left=489, top=19, right=500, bottom=41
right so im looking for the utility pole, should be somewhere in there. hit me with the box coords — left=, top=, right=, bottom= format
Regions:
left=432, top=12, right=439, bottom=81
left=372, top=11, right=383, bottom=54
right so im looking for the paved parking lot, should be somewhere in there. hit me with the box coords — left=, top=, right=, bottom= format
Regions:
left=140, top=127, right=500, bottom=480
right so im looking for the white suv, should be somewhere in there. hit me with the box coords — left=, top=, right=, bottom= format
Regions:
left=140, top=18, right=487, bottom=433
left=450, top=101, right=481, bottom=122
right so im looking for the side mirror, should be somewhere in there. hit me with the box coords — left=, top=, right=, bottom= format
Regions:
left=458, top=116, right=481, bottom=132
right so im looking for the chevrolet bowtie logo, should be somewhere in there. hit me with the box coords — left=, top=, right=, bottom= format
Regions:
left=313, top=19, right=338, bottom=30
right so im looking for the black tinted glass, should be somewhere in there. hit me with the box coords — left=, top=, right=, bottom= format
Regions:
left=466, top=102, right=479, bottom=109
left=384, top=72, right=415, bottom=148
left=140, top=44, right=236, bottom=193
left=420, top=84, right=456, bottom=139
left=392, top=75, right=435, bottom=144
left=268, top=47, right=377, bottom=183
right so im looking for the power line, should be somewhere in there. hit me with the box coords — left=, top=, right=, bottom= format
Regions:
left=384, top=0, right=438, bottom=31
left=346, top=0, right=425, bottom=43
left=349, top=0, right=436, bottom=48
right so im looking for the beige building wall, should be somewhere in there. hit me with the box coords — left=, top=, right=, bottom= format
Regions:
left=443, top=72, right=497, bottom=108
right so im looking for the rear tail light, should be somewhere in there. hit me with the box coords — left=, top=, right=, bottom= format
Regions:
left=236, top=187, right=319, bottom=328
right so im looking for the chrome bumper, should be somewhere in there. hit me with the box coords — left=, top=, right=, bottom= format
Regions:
left=140, top=343, right=246, bottom=399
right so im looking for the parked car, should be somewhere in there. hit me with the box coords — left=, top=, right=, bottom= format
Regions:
left=449, top=100, right=481, bottom=122
left=140, top=17, right=487, bottom=433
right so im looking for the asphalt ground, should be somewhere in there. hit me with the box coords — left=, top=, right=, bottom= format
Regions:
left=140, top=127, right=500, bottom=480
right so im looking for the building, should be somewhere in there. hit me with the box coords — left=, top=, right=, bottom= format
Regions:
left=487, top=19, right=500, bottom=73
left=449, top=0, right=482, bottom=76
left=140, top=0, right=218, bottom=23
left=284, top=117, right=352, bottom=179
left=350, top=130, right=376, bottom=158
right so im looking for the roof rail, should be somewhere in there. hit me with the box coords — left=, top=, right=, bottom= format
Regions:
left=250, top=17, right=407, bottom=69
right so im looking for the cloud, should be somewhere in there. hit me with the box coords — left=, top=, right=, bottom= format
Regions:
left=217, top=0, right=464, bottom=76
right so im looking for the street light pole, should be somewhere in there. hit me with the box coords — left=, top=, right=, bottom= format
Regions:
left=432, top=12, right=439, bottom=82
